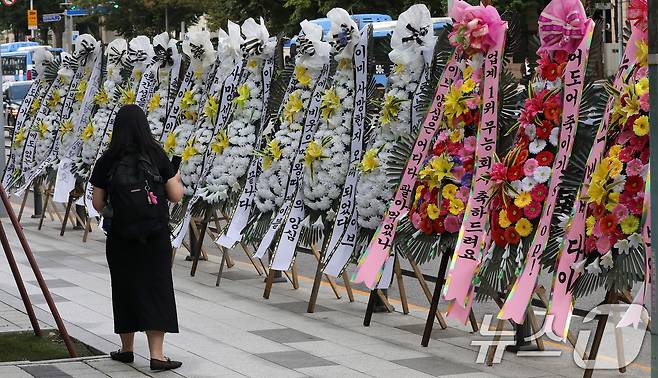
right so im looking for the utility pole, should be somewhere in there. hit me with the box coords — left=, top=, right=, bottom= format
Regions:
left=0, top=56, right=7, bottom=217
left=648, top=0, right=657, bottom=376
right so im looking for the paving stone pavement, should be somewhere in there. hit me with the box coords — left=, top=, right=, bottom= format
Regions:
left=0, top=215, right=650, bottom=377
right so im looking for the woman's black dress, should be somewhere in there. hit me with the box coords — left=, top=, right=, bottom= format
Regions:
left=90, top=152, right=179, bottom=334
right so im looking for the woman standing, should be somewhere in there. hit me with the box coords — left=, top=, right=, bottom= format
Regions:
left=91, top=104, right=184, bottom=371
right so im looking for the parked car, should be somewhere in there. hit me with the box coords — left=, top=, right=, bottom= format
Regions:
left=3, top=80, right=33, bottom=126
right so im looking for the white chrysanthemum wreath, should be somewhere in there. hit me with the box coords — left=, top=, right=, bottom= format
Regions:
left=254, top=21, right=331, bottom=213
left=75, top=38, right=130, bottom=180
left=32, top=70, right=72, bottom=169
left=147, top=32, right=181, bottom=138
left=303, top=8, right=358, bottom=211
left=163, top=30, right=215, bottom=157
left=200, top=18, right=276, bottom=204
left=355, top=5, right=434, bottom=229
left=180, top=24, right=244, bottom=196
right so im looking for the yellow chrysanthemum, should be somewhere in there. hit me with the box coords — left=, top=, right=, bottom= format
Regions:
left=394, top=64, right=405, bottom=75
left=338, top=58, right=352, bottom=70
left=449, top=129, right=463, bottom=143
left=60, top=119, right=73, bottom=137
left=283, top=91, right=304, bottom=123
left=419, top=155, right=454, bottom=189
left=94, top=90, right=109, bottom=106
left=193, top=70, right=203, bottom=80
left=210, top=130, right=229, bottom=155
left=586, top=215, right=596, bottom=236
left=602, top=156, right=623, bottom=177
left=462, top=78, right=476, bottom=93
left=180, top=90, right=197, bottom=110
left=515, top=218, right=533, bottom=237
left=181, top=139, right=199, bottom=161
left=29, top=98, right=41, bottom=117
left=514, top=192, right=532, bottom=208
left=81, top=121, right=94, bottom=142
left=463, top=65, right=473, bottom=79
left=47, top=90, right=61, bottom=109
left=636, top=40, right=648, bottom=67
left=36, top=121, right=49, bottom=139
left=75, top=80, right=87, bottom=102
left=380, top=95, right=402, bottom=125
left=267, top=139, right=282, bottom=161
left=442, top=183, right=458, bottom=199
left=415, top=185, right=425, bottom=203
left=586, top=181, right=607, bottom=204
left=204, top=96, right=219, bottom=120
left=148, top=93, right=161, bottom=113
left=13, top=127, right=26, bottom=146
left=620, top=215, right=639, bottom=235
left=427, top=204, right=441, bottom=220
left=120, top=88, right=136, bottom=105
left=633, top=115, right=649, bottom=137
left=305, top=140, right=322, bottom=166
left=182, top=110, right=198, bottom=122
left=294, top=65, right=312, bottom=87
left=164, top=132, right=176, bottom=154
left=247, top=59, right=258, bottom=69
left=449, top=198, right=465, bottom=215
left=444, top=85, right=467, bottom=121
left=608, top=144, right=622, bottom=158
left=233, top=84, right=251, bottom=108
left=608, top=192, right=620, bottom=204
left=635, top=77, right=649, bottom=97
left=360, top=148, right=380, bottom=174
left=320, top=87, right=341, bottom=120
left=499, top=209, right=512, bottom=228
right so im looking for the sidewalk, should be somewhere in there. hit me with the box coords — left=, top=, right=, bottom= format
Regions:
left=0, top=214, right=650, bottom=377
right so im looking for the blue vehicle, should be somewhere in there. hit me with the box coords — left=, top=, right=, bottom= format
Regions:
left=371, top=17, right=452, bottom=88
left=284, top=14, right=392, bottom=57
left=1, top=42, right=63, bottom=82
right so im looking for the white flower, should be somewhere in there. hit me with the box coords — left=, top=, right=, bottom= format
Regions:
left=614, top=239, right=630, bottom=255
left=549, top=126, right=559, bottom=146
left=524, top=124, right=536, bottom=139
left=529, top=139, right=546, bottom=154
left=600, top=250, right=614, bottom=270
left=520, top=176, right=536, bottom=192
left=585, top=257, right=602, bottom=275
left=628, top=233, right=643, bottom=249
left=533, top=166, right=551, bottom=183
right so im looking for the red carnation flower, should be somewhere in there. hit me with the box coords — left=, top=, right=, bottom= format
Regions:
left=536, top=120, right=552, bottom=140
left=524, top=201, right=542, bottom=219
left=531, top=184, right=548, bottom=202
left=535, top=151, right=554, bottom=166
left=506, top=204, right=523, bottom=223
left=619, top=147, right=635, bottom=163
left=504, top=227, right=521, bottom=245
left=589, top=203, right=605, bottom=218
left=599, top=214, right=617, bottom=235
left=640, top=148, right=650, bottom=164
left=463, top=157, right=475, bottom=172
left=433, top=217, right=446, bottom=234
left=625, top=176, right=644, bottom=193
left=433, top=141, right=447, bottom=155
left=585, top=236, right=597, bottom=254
left=540, top=62, right=561, bottom=82
left=507, top=165, right=524, bottom=181
left=421, top=218, right=433, bottom=235
left=544, top=101, right=561, bottom=125
left=493, top=229, right=507, bottom=247
left=514, top=149, right=530, bottom=166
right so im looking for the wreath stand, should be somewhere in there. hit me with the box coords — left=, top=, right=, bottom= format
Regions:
left=59, top=193, right=92, bottom=240
left=0, top=183, right=77, bottom=357
left=262, top=252, right=300, bottom=299
left=36, top=181, right=66, bottom=230
left=419, top=251, right=479, bottom=346
left=306, top=243, right=355, bottom=312
left=362, top=252, right=457, bottom=331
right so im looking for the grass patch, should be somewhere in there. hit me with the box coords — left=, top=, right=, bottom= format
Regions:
left=0, top=330, right=103, bottom=362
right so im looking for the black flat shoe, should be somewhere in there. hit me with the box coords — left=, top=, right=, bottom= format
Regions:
left=185, top=255, right=207, bottom=261
left=110, top=350, right=134, bottom=363
left=150, top=357, right=182, bottom=371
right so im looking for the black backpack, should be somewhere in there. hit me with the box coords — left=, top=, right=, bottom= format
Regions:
left=103, top=152, right=169, bottom=240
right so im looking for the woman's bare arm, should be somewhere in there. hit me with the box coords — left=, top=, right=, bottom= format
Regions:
left=92, top=187, right=106, bottom=213
left=165, top=171, right=184, bottom=203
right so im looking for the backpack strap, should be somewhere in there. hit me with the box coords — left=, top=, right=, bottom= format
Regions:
left=137, top=154, right=164, bottom=184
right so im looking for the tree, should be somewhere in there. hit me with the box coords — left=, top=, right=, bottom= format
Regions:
left=0, top=0, right=64, bottom=46
left=75, top=0, right=203, bottom=38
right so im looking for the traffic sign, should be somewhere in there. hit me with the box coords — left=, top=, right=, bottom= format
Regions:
left=64, top=8, right=88, bottom=17
left=43, top=13, right=63, bottom=23
left=27, top=10, right=38, bottom=30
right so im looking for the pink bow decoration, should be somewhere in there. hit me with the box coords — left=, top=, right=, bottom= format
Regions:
left=449, top=0, right=505, bottom=54
left=538, top=0, right=588, bottom=53
left=628, top=0, right=648, bottom=31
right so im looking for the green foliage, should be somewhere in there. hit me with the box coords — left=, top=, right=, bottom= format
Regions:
left=0, top=0, right=63, bottom=43
left=74, top=0, right=203, bottom=38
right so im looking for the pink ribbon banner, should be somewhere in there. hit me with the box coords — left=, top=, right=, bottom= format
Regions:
left=545, top=27, right=644, bottom=339
left=351, top=52, right=460, bottom=289
left=499, top=20, right=595, bottom=324
left=437, top=34, right=507, bottom=317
